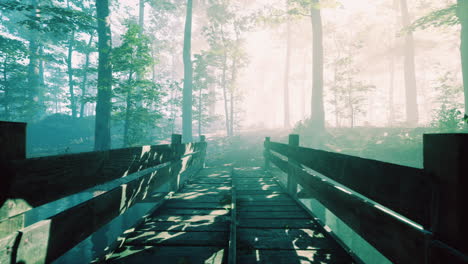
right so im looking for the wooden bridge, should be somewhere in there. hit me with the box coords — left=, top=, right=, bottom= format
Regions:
left=1, top=121, right=468, bottom=264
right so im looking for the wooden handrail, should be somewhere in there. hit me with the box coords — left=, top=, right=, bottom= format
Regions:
left=0, top=123, right=208, bottom=264
left=264, top=133, right=468, bottom=264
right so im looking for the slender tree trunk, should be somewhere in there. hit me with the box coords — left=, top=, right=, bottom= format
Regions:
left=28, top=0, right=41, bottom=118
left=68, top=29, right=77, bottom=119
left=400, top=0, right=419, bottom=125
left=222, top=55, right=230, bottom=136
left=229, top=54, right=237, bottom=136
left=198, top=83, right=202, bottom=137
left=38, top=45, right=45, bottom=112
left=310, top=1, right=325, bottom=131
left=94, top=0, right=113, bottom=151
left=80, top=34, right=94, bottom=118
left=283, top=0, right=291, bottom=128
left=458, top=0, right=468, bottom=125
left=388, top=54, right=395, bottom=126
left=139, top=0, right=145, bottom=30
left=301, top=53, right=307, bottom=120
left=208, top=84, right=215, bottom=116
left=123, top=73, right=133, bottom=147
left=182, top=0, right=193, bottom=143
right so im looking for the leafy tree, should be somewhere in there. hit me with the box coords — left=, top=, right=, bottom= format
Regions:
left=112, top=22, right=159, bottom=147
left=193, top=52, right=216, bottom=137
left=0, top=36, right=29, bottom=120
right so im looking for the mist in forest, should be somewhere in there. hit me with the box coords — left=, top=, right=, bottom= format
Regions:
left=1, top=1, right=468, bottom=263
left=0, top=0, right=466, bottom=166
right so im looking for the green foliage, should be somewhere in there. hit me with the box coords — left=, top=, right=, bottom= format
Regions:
left=430, top=72, right=465, bottom=132
left=409, top=4, right=459, bottom=32
left=112, top=22, right=162, bottom=146
left=0, top=0, right=95, bottom=34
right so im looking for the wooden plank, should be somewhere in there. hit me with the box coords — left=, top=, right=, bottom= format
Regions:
left=159, top=209, right=230, bottom=216
left=291, top=165, right=429, bottom=264
left=238, top=211, right=309, bottom=219
left=237, top=249, right=351, bottom=264
left=107, top=246, right=225, bottom=264
left=237, top=228, right=343, bottom=250
left=1, top=145, right=173, bottom=216
left=8, top=159, right=186, bottom=263
left=267, top=142, right=289, bottom=157
left=1, top=142, right=207, bottom=220
left=238, top=219, right=318, bottom=229
left=136, top=221, right=230, bottom=232
left=267, top=152, right=289, bottom=174
left=124, top=230, right=229, bottom=246
left=238, top=206, right=303, bottom=212
left=288, top=146, right=432, bottom=228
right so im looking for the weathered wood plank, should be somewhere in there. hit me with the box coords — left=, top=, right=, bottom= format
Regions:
left=136, top=221, right=230, bottom=232
left=107, top=246, right=225, bottom=264
left=266, top=152, right=289, bottom=174
left=7, top=157, right=195, bottom=263
left=238, top=211, right=309, bottom=219
left=237, top=219, right=318, bottom=229
left=288, top=146, right=432, bottom=228
left=267, top=142, right=289, bottom=157
left=237, top=228, right=342, bottom=250
left=1, top=142, right=206, bottom=221
left=237, top=249, right=351, bottom=264
left=291, top=165, right=429, bottom=264
left=124, top=230, right=229, bottom=246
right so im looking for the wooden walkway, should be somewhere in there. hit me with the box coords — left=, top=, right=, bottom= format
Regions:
left=104, top=166, right=354, bottom=263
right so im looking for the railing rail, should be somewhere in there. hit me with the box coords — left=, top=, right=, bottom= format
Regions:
left=264, top=133, right=468, bottom=264
left=0, top=121, right=207, bottom=264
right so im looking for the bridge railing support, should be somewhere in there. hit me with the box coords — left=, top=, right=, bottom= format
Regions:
left=0, top=121, right=26, bottom=161
left=424, top=134, right=468, bottom=261
left=263, top=137, right=270, bottom=171
left=264, top=132, right=468, bottom=263
left=287, top=134, right=299, bottom=197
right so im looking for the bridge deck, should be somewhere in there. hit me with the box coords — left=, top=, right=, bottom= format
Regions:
left=105, top=166, right=354, bottom=263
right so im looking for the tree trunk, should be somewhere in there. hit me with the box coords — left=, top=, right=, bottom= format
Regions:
left=28, top=0, right=41, bottom=118
left=458, top=0, right=468, bottom=125
left=400, top=0, right=419, bottom=125
left=198, top=82, right=202, bottom=137
left=80, top=34, right=94, bottom=118
left=182, top=0, right=193, bottom=143
left=68, top=29, right=77, bottom=119
left=310, top=1, right=325, bottom=131
left=230, top=52, right=237, bottom=136
left=222, top=54, right=230, bottom=136
left=123, top=73, right=133, bottom=147
left=94, top=0, right=113, bottom=151
left=283, top=0, right=291, bottom=128
left=388, top=54, right=395, bottom=126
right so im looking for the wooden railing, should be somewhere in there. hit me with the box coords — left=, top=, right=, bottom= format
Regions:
left=0, top=121, right=207, bottom=264
left=264, top=134, right=468, bottom=264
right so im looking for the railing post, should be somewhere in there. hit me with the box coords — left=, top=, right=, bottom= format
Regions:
left=0, top=121, right=26, bottom=161
left=287, top=134, right=299, bottom=197
left=264, top=137, right=270, bottom=171
left=170, top=134, right=182, bottom=191
left=424, top=134, right=468, bottom=256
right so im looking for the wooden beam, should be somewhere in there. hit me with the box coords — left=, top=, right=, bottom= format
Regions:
left=288, top=146, right=432, bottom=228
left=424, top=134, right=468, bottom=255
left=0, top=121, right=26, bottom=161
left=290, top=165, right=429, bottom=264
